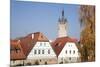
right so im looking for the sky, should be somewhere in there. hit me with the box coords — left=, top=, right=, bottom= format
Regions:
left=11, top=0, right=81, bottom=40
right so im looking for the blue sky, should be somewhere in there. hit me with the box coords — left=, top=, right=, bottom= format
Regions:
left=11, top=0, right=80, bottom=40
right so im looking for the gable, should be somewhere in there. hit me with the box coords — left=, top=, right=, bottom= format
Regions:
left=27, top=41, right=57, bottom=59
left=52, top=37, right=78, bottom=57
left=10, top=40, right=26, bottom=60
left=58, top=42, right=79, bottom=58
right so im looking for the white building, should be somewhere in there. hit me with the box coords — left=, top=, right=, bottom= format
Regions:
left=10, top=32, right=57, bottom=66
left=26, top=32, right=57, bottom=65
left=51, top=10, right=80, bottom=64
left=10, top=10, right=81, bottom=66
left=52, top=37, right=80, bottom=63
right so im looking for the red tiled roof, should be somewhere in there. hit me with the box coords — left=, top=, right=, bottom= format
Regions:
left=10, top=32, right=49, bottom=60
left=10, top=40, right=26, bottom=60
left=52, top=37, right=78, bottom=57
left=20, top=32, right=49, bottom=57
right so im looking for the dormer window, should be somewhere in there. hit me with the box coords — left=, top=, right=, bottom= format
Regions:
left=41, top=35, right=43, bottom=38
left=55, top=43, right=58, bottom=47
left=15, top=48, right=21, bottom=53
left=55, top=42, right=61, bottom=47
left=15, top=45, right=21, bottom=53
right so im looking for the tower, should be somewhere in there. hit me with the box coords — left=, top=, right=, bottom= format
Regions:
left=58, top=10, right=68, bottom=37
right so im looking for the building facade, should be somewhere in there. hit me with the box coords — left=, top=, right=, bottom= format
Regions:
left=10, top=10, right=81, bottom=66
left=52, top=37, right=80, bottom=64
left=26, top=32, right=57, bottom=65
left=10, top=32, right=57, bottom=66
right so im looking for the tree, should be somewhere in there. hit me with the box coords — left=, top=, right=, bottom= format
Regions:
left=79, top=5, right=95, bottom=62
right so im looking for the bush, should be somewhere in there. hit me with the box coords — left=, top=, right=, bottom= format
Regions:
left=45, top=61, right=47, bottom=65
left=16, top=64, right=23, bottom=66
left=26, top=62, right=32, bottom=65
left=34, top=60, right=39, bottom=65
left=59, top=61, right=63, bottom=64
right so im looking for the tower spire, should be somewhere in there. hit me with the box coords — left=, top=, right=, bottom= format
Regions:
left=58, top=9, right=68, bottom=37
left=62, top=9, right=64, bottom=18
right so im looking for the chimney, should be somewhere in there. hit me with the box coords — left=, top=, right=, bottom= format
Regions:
left=17, top=40, right=20, bottom=44
left=32, top=34, right=34, bottom=39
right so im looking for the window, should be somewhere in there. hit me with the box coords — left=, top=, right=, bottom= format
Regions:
left=34, top=50, right=37, bottom=54
left=55, top=42, right=61, bottom=47
left=42, top=50, right=44, bottom=54
left=41, top=35, right=43, bottom=38
left=69, top=57, right=71, bottom=60
left=40, top=59, right=41, bottom=62
left=44, top=42, right=46, bottom=46
left=38, top=50, right=40, bottom=54
left=40, top=42, right=42, bottom=46
left=15, top=48, right=21, bottom=53
left=15, top=45, right=21, bottom=53
left=69, top=50, right=71, bottom=54
left=73, top=50, right=75, bottom=54
left=55, top=43, right=58, bottom=47
left=68, top=45, right=70, bottom=47
left=65, top=50, right=67, bottom=54
left=13, top=60, right=15, bottom=63
left=48, top=50, right=50, bottom=54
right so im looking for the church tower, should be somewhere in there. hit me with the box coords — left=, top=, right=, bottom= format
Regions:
left=58, top=10, right=68, bottom=37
